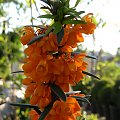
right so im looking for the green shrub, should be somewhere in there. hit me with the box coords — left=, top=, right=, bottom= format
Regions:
left=111, top=80, right=120, bottom=107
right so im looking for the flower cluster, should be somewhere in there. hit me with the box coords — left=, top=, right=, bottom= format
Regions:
left=29, top=97, right=81, bottom=120
left=20, top=13, right=96, bottom=120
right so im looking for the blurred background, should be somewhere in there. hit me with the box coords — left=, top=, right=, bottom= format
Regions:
left=0, top=0, right=120, bottom=120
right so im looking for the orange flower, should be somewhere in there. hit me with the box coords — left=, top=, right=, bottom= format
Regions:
left=80, top=13, right=96, bottom=34
left=46, top=97, right=81, bottom=120
left=20, top=27, right=35, bottom=45
left=29, top=110, right=39, bottom=120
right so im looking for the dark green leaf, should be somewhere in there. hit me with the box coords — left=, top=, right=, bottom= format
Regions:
left=38, top=14, right=55, bottom=19
left=39, top=102, right=53, bottom=120
left=49, top=83, right=66, bottom=102
left=8, top=103, right=41, bottom=114
left=57, top=27, right=64, bottom=45
left=71, top=96, right=91, bottom=105
left=68, top=11, right=85, bottom=18
left=74, top=0, right=81, bottom=7
left=66, top=0, right=70, bottom=7
left=86, top=55, right=97, bottom=59
left=8, top=103, right=39, bottom=109
left=40, top=0, right=51, bottom=7
left=82, top=71, right=100, bottom=80
left=63, top=20, right=86, bottom=25
left=64, top=15, right=75, bottom=21
left=53, top=22, right=62, bottom=34
left=12, top=71, right=24, bottom=73
left=27, top=34, right=45, bottom=45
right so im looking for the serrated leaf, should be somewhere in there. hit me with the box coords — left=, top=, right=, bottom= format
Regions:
left=82, top=71, right=100, bottom=80
left=57, top=27, right=64, bottom=45
left=27, top=34, right=45, bottom=45
left=86, top=55, right=96, bottom=59
left=49, top=83, right=66, bottom=102
left=38, top=14, right=55, bottom=19
left=74, top=0, right=81, bottom=7
left=63, top=19, right=86, bottom=25
left=39, top=102, right=53, bottom=120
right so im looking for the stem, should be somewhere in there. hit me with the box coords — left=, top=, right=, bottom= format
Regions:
left=30, top=0, right=33, bottom=25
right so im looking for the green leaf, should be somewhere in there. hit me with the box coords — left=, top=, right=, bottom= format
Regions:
left=27, top=34, right=45, bottom=45
left=71, top=96, right=91, bottom=105
left=86, top=55, right=96, bottom=59
left=49, top=83, right=66, bottom=102
left=68, top=11, right=85, bottom=18
left=92, top=16, right=98, bottom=25
left=45, top=22, right=57, bottom=35
left=8, top=103, right=39, bottom=109
left=25, top=25, right=47, bottom=29
left=57, top=27, right=64, bottom=45
left=63, top=19, right=86, bottom=25
left=40, top=0, right=51, bottom=7
left=38, top=14, right=55, bottom=19
left=64, top=16, right=75, bottom=21
left=74, top=0, right=81, bottom=7
left=82, top=71, right=100, bottom=80
left=39, top=102, right=53, bottom=120
left=66, top=0, right=70, bottom=7
left=66, top=91, right=81, bottom=95
left=102, top=22, right=106, bottom=28
left=53, top=22, right=62, bottom=34
left=12, top=70, right=24, bottom=73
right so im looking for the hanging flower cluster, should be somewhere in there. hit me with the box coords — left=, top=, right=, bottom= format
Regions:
left=18, top=0, right=97, bottom=120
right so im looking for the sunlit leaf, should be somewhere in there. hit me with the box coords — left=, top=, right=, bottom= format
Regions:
left=82, top=71, right=100, bottom=80
left=66, top=91, right=81, bottom=95
left=92, top=16, right=98, bottom=25
left=45, top=22, right=57, bottom=35
left=39, top=102, right=53, bottom=120
left=49, top=83, right=66, bottom=102
left=24, top=25, right=46, bottom=29
left=74, top=0, right=82, bottom=7
left=102, top=22, right=106, bottom=28
left=38, top=14, right=55, bottom=19
left=27, top=34, right=45, bottom=45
